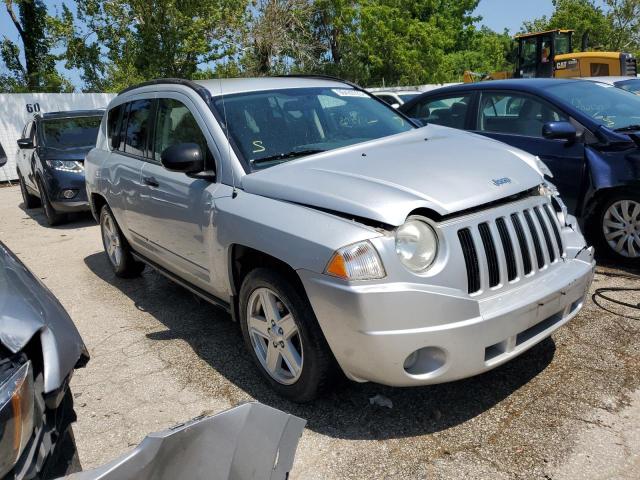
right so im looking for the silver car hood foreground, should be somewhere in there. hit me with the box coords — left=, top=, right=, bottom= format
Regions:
left=64, top=402, right=306, bottom=480
left=242, top=125, right=543, bottom=226
left=0, top=242, right=87, bottom=393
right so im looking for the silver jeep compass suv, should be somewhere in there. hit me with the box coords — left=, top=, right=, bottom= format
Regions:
left=85, top=77, right=595, bottom=402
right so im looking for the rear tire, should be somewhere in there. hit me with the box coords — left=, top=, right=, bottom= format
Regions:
left=36, top=177, right=65, bottom=226
left=239, top=268, right=334, bottom=402
left=18, top=172, right=41, bottom=209
left=99, top=205, right=145, bottom=278
left=594, top=191, right=640, bottom=265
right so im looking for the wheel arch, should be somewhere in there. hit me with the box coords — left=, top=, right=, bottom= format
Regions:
left=228, top=244, right=307, bottom=322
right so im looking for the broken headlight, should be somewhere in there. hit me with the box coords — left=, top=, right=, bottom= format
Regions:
left=0, top=359, right=35, bottom=478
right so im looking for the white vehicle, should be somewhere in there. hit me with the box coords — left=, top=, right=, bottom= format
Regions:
left=373, top=90, right=422, bottom=108
left=579, top=75, right=640, bottom=94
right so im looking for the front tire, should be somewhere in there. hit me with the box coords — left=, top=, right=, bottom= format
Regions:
left=239, top=268, right=334, bottom=402
left=18, top=172, right=40, bottom=209
left=596, top=192, right=640, bottom=264
left=36, top=177, right=65, bottom=226
left=99, top=205, right=145, bottom=278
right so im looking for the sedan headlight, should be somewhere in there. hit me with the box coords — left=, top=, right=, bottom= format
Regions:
left=325, top=240, right=386, bottom=280
left=0, top=360, right=35, bottom=478
left=46, top=160, right=84, bottom=172
left=395, top=218, right=438, bottom=272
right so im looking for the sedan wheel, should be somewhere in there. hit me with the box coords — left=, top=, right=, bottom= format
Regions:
left=602, top=199, right=640, bottom=259
left=247, top=287, right=304, bottom=385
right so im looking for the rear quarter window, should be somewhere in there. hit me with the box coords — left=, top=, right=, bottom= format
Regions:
left=107, top=105, right=122, bottom=145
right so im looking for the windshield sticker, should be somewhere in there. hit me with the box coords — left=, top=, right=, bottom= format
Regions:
left=252, top=140, right=266, bottom=153
left=332, top=89, right=369, bottom=98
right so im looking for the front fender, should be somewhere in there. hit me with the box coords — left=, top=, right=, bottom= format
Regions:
left=581, top=145, right=640, bottom=215
left=215, top=190, right=384, bottom=275
left=0, top=243, right=87, bottom=394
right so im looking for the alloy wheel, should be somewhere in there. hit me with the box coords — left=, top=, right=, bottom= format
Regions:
left=602, top=199, right=640, bottom=258
left=247, top=287, right=303, bottom=385
left=101, top=213, right=123, bottom=268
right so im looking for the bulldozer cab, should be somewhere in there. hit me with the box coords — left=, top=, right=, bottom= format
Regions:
left=515, top=29, right=574, bottom=78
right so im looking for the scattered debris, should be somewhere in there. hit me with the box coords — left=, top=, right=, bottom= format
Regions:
left=369, top=394, right=393, bottom=409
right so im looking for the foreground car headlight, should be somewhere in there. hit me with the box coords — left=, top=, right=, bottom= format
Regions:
left=325, top=241, right=386, bottom=280
left=395, top=218, right=438, bottom=272
left=0, top=360, right=35, bottom=478
left=46, top=160, right=84, bottom=172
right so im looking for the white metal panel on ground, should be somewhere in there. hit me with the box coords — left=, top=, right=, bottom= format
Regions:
left=0, top=93, right=116, bottom=181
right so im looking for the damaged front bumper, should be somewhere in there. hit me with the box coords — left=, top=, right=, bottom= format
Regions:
left=64, top=402, right=306, bottom=480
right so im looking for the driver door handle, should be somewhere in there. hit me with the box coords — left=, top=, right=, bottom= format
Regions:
left=142, top=176, right=159, bottom=187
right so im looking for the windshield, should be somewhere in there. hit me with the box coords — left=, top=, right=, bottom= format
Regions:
left=554, top=32, right=572, bottom=56
left=615, top=79, right=640, bottom=95
left=41, top=116, right=102, bottom=149
left=545, top=81, right=640, bottom=130
left=211, top=87, right=414, bottom=170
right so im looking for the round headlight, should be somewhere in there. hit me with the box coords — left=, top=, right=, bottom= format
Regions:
left=395, top=219, right=438, bottom=272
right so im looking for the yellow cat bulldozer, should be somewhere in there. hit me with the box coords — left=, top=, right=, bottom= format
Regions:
left=463, top=29, right=637, bottom=82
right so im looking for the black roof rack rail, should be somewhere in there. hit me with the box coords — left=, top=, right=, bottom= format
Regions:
left=117, top=78, right=211, bottom=102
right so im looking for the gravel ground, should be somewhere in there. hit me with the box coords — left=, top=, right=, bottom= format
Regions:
left=1, top=184, right=639, bottom=479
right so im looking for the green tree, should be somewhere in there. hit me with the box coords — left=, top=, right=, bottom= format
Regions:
left=57, top=0, right=248, bottom=91
left=605, top=0, right=640, bottom=52
left=522, top=0, right=611, bottom=51
left=1, top=0, right=71, bottom=92
left=309, top=0, right=480, bottom=86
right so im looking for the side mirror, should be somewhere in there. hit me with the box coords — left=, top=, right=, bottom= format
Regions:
left=542, top=121, right=577, bottom=142
left=160, top=143, right=204, bottom=174
left=17, top=138, right=33, bottom=149
left=411, top=117, right=427, bottom=127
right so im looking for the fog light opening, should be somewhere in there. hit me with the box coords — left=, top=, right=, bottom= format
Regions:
left=61, top=189, right=77, bottom=199
left=403, top=346, right=447, bottom=376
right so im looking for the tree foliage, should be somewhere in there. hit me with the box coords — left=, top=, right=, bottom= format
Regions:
left=3, top=0, right=639, bottom=93
left=523, top=0, right=640, bottom=55
left=1, top=0, right=72, bottom=92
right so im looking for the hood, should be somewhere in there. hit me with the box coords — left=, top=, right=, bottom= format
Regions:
left=242, top=125, right=543, bottom=226
left=0, top=242, right=87, bottom=393
left=39, top=145, right=93, bottom=162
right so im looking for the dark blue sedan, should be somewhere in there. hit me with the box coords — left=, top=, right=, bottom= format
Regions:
left=400, top=78, right=640, bottom=263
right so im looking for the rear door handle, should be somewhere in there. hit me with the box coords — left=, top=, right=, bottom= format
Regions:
left=142, top=176, right=159, bottom=187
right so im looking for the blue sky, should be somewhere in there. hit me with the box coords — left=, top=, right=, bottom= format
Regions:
left=0, top=0, right=601, bottom=89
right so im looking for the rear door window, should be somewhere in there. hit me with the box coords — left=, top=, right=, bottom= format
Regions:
left=107, top=104, right=122, bottom=147
left=123, top=99, right=153, bottom=157
left=404, top=94, right=471, bottom=129
left=477, top=92, right=567, bottom=137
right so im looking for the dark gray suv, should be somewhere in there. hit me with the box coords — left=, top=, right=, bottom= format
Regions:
left=16, top=111, right=103, bottom=225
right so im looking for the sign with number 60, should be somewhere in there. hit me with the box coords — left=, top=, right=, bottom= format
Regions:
left=26, top=103, right=41, bottom=113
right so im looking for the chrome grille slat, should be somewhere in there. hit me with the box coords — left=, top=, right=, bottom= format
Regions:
left=458, top=228, right=481, bottom=294
left=534, top=206, right=556, bottom=263
left=457, top=200, right=563, bottom=295
left=543, top=203, right=564, bottom=256
left=495, top=217, right=517, bottom=281
left=523, top=209, right=545, bottom=269
left=511, top=212, right=533, bottom=275
left=478, top=222, right=500, bottom=287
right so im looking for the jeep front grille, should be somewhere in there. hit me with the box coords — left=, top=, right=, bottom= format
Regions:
left=458, top=201, right=565, bottom=294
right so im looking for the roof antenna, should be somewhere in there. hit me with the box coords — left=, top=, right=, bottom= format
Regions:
left=218, top=77, right=237, bottom=199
